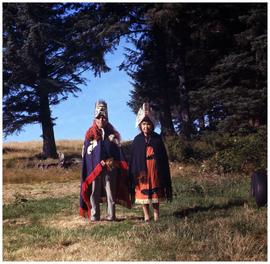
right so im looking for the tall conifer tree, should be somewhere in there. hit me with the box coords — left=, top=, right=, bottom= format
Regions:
left=3, top=3, right=111, bottom=158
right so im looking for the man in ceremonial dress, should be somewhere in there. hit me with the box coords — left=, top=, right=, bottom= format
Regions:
left=80, top=100, right=131, bottom=221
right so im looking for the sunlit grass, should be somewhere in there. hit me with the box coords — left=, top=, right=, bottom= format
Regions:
left=3, top=176, right=267, bottom=261
left=3, top=140, right=82, bottom=184
left=3, top=140, right=267, bottom=261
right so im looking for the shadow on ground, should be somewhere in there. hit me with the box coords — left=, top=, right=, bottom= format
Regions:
left=173, top=198, right=248, bottom=218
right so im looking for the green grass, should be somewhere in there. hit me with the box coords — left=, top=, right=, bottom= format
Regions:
left=3, top=140, right=266, bottom=260
left=3, top=175, right=267, bottom=261
left=3, top=141, right=267, bottom=261
left=3, top=195, right=76, bottom=220
left=88, top=220, right=134, bottom=239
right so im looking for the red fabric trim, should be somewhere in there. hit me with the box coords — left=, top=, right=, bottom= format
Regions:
left=115, top=160, right=132, bottom=209
left=114, top=160, right=128, bottom=170
left=85, top=121, right=121, bottom=141
left=79, top=207, right=89, bottom=218
left=80, top=160, right=131, bottom=219
left=81, top=163, right=103, bottom=219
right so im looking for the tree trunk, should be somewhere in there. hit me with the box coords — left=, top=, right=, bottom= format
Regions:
left=159, top=104, right=175, bottom=137
left=37, top=52, right=58, bottom=159
left=38, top=86, right=58, bottom=159
left=153, top=26, right=176, bottom=137
left=198, top=115, right=205, bottom=131
left=161, top=83, right=176, bottom=137
left=178, top=74, right=192, bottom=139
left=207, top=113, right=216, bottom=130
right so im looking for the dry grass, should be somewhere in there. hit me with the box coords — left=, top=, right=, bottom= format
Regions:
left=3, top=235, right=136, bottom=261
left=3, top=181, right=80, bottom=204
left=3, top=140, right=83, bottom=159
left=3, top=140, right=83, bottom=184
left=3, top=140, right=267, bottom=261
left=3, top=140, right=83, bottom=150
left=169, top=161, right=244, bottom=185
left=3, top=166, right=80, bottom=184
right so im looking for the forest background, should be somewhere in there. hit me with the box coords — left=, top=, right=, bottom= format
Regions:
left=2, top=2, right=267, bottom=261
left=3, top=2, right=267, bottom=172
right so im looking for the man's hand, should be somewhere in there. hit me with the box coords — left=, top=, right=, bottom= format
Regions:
left=108, top=134, right=120, bottom=146
left=101, top=158, right=114, bottom=170
left=105, top=157, right=114, bottom=168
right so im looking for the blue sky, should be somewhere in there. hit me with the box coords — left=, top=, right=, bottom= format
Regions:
left=3, top=40, right=147, bottom=143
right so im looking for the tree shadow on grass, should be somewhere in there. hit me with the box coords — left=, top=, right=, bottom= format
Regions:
left=114, top=216, right=144, bottom=222
left=173, top=198, right=248, bottom=218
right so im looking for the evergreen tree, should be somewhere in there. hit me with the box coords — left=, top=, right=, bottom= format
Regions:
left=4, top=3, right=266, bottom=154
left=203, top=3, right=267, bottom=133
left=119, top=3, right=266, bottom=136
left=186, top=3, right=242, bottom=131
left=125, top=22, right=178, bottom=136
left=121, top=4, right=190, bottom=137
left=3, top=3, right=111, bottom=158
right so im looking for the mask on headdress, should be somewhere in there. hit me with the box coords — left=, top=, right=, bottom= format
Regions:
left=135, top=102, right=157, bottom=128
left=94, top=100, right=108, bottom=119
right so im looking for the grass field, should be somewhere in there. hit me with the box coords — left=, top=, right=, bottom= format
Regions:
left=3, top=141, right=267, bottom=261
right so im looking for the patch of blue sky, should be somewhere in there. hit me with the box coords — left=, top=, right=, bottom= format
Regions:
left=4, top=39, right=141, bottom=142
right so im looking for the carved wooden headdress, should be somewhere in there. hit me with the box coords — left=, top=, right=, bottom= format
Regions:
left=135, top=102, right=157, bottom=128
left=94, top=100, right=108, bottom=119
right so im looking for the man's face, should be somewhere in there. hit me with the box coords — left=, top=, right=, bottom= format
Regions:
left=95, top=115, right=107, bottom=129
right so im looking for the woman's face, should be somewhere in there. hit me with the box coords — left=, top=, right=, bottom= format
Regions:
left=95, top=115, right=107, bottom=129
left=140, top=120, right=153, bottom=135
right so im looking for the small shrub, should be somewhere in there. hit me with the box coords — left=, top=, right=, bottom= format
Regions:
left=165, top=135, right=194, bottom=162
left=192, top=138, right=215, bottom=160
left=206, top=127, right=267, bottom=173
left=165, top=126, right=266, bottom=173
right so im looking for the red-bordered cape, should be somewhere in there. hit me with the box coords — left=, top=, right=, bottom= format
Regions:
left=79, top=138, right=132, bottom=219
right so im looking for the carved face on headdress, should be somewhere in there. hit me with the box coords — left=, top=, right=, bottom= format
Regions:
left=135, top=102, right=157, bottom=128
left=94, top=100, right=108, bottom=119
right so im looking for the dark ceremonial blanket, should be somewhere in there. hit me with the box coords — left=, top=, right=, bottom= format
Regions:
left=129, top=132, right=172, bottom=200
left=80, top=138, right=131, bottom=218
